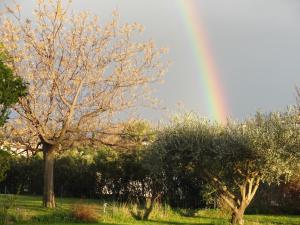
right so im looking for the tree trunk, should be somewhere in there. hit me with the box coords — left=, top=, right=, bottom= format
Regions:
left=142, top=198, right=155, bottom=220
left=230, top=177, right=260, bottom=225
left=231, top=207, right=245, bottom=225
left=143, top=193, right=161, bottom=220
left=42, top=143, right=56, bottom=208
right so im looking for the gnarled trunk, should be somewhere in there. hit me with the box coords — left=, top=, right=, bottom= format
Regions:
left=215, top=176, right=261, bottom=225
left=231, top=207, right=245, bottom=225
left=43, top=143, right=56, bottom=208
left=230, top=177, right=261, bottom=225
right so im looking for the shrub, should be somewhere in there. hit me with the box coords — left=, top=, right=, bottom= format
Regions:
left=70, top=204, right=99, bottom=223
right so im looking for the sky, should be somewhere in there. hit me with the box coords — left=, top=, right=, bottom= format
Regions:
left=2, top=0, right=300, bottom=122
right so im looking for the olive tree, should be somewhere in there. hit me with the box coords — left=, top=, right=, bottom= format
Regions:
left=151, top=112, right=300, bottom=225
left=0, top=0, right=167, bottom=207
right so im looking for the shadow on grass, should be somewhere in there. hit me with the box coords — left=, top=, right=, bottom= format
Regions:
left=245, top=218, right=292, bottom=225
left=98, top=224, right=127, bottom=225
left=149, top=220, right=226, bottom=225
left=30, top=209, right=72, bottom=223
left=173, top=208, right=199, bottom=217
left=18, top=223, right=128, bottom=225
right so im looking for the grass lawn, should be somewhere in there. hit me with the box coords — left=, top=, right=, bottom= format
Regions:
left=0, top=195, right=299, bottom=225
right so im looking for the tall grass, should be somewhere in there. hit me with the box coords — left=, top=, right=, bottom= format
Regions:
left=0, top=195, right=300, bottom=225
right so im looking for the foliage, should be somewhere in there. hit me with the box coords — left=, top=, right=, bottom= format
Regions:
left=143, top=122, right=207, bottom=209
left=121, top=120, right=156, bottom=147
left=0, top=150, right=10, bottom=183
left=0, top=46, right=27, bottom=126
left=0, top=46, right=27, bottom=184
left=0, top=154, right=43, bottom=195
left=0, top=147, right=149, bottom=200
left=240, top=111, right=300, bottom=183
left=55, top=150, right=95, bottom=198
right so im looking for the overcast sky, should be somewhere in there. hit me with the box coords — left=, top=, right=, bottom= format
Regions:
left=3, top=0, right=300, bottom=122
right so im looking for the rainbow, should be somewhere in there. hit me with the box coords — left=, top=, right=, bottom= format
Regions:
left=177, top=0, right=229, bottom=123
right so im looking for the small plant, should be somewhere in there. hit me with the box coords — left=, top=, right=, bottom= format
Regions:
left=13, top=208, right=30, bottom=223
left=70, top=203, right=99, bottom=223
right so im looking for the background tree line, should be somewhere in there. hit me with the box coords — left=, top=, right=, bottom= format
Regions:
left=1, top=145, right=299, bottom=213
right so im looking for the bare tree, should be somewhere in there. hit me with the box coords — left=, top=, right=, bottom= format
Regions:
left=0, top=0, right=167, bottom=207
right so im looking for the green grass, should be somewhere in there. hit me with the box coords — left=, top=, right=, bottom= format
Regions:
left=0, top=194, right=299, bottom=225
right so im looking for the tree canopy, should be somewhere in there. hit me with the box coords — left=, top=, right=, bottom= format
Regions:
left=149, top=112, right=300, bottom=225
left=0, top=0, right=167, bottom=207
